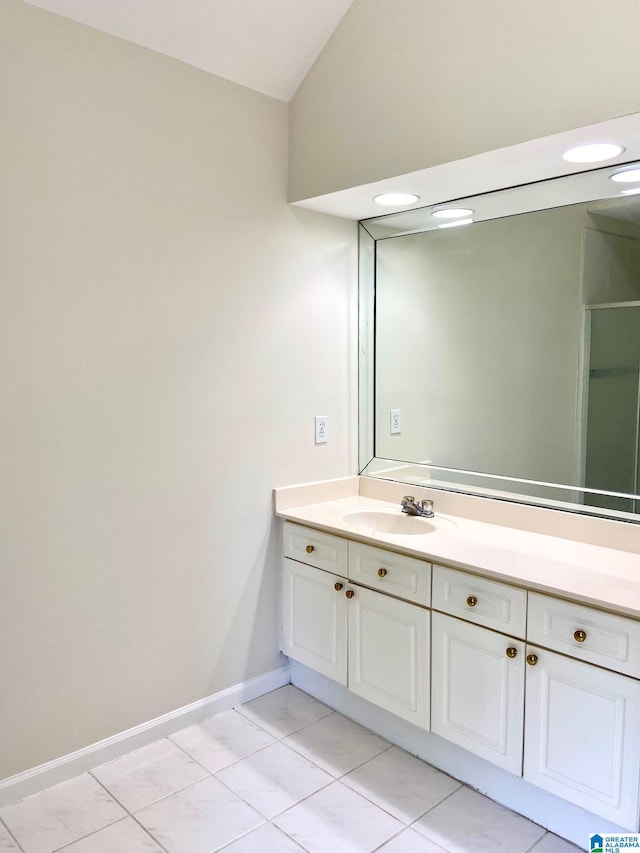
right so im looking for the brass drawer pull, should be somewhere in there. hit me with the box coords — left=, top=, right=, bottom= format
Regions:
left=466, top=595, right=478, bottom=607
left=378, top=568, right=388, bottom=577
left=526, top=654, right=539, bottom=666
left=334, top=582, right=343, bottom=591
left=574, top=629, right=587, bottom=643
left=346, top=589, right=355, bottom=599
left=506, top=647, right=518, bottom=659
left=305, top=545, right=314, bottom=554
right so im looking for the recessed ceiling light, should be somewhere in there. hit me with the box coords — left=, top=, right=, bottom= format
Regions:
left=610, top=167, right=640, bottom=183
left=621, top=187, right=640, bottom=196
left=562, top=143, right=624, bottom=164
left=431, top=207, right=474, bottom=220
left=438, top=218, right=473, bottom=229
left=373, top=192, right=420, bottom=206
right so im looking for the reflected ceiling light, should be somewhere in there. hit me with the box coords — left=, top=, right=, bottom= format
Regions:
left=621, top=187, right=640, bottom=195
left=438, top=218, right=473, bottom=229
left=373, top=192, right=420, bottom=206
left=610, top=167, right=640, bottom=183
left=431, top=207, right=474, bottom=220
left=562, top=143, right=624, bottom=163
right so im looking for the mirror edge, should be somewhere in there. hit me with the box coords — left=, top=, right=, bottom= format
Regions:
left=358, top=223, right=375, bottom=472
left=357, top=181, right=640, bottom=524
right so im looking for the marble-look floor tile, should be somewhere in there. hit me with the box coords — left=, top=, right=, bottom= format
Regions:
left=529, top=833, right=584, bottom=853
left=0, top=775, right=125, bottom=853
left=218, top=821, right=306, bottom=852
left=377, top=828, right=448, bottom=852
left=135, top=776, right=264, bottom=853
left=169, top=709, right=275, bottom=773
left=58, top=817, right=163, bottom=851
left=412, top=786, right=546, bottom=853
left=217, top=741, right=332, bottom=819
left=92, top=738, right=208, bottom=812
left=342, top=746, right=461, bottom=823
left=236, top=685, right=333, bottom=738
left=273, top=781, right=403, bottom=853
left=0, top=823, right=21, bottom=852
left=282, top=712, right=390, bottom=777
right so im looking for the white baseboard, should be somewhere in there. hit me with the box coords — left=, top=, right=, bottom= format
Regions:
left=289, top=660, right=624, bottom=851
left=0, top=664, right=290, bottom=808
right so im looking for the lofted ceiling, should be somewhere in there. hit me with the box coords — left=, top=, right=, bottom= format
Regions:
left=22, top=0, right=354, bottom=102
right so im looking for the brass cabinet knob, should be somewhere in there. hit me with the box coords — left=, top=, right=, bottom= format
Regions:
left=466, top=595, right=478, bottom=607
left=345, top=589, right=355, bottom=599
left=526, top=654, right=539, bottom=666
left=305, top=545, right=314, bottom=554
left=378, top=568, right=388, bottom=577
left=506, top=647, right=518, bottom=659
left=574, top=629, right=587, bottom=643
left=334, top=582, right=343, bottom=591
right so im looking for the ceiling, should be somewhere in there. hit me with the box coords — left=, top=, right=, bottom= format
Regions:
left=23, top=0, right=354, bottom=102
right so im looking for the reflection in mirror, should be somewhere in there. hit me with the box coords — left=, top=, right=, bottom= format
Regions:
left=361, top=166, right=640, bottom=521
left=586, top=304, right=640, bottom=513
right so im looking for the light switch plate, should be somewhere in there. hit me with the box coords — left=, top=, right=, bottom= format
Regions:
left=390, top=409, right=401, bottom=434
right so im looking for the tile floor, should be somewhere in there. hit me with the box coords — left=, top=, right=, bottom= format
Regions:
left=0, top=685, right=583, bottom=853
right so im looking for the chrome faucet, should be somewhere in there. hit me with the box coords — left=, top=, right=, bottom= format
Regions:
left=401, top=495, right=434, bottom=518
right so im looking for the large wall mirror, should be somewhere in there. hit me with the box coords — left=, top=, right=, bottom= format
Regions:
left=359, top=164, right=640, bottom=522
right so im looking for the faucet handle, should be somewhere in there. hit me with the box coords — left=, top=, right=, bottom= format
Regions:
left=419, top=499, right=434, bottom=516
left=402, top=495, right=415, bottom=504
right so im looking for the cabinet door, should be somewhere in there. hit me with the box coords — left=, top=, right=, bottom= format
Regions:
left=524, top=646, right=640, bottom=829
left=348, top=584, right=430, bottom=729
left=431, top=612, right=524, bottom=774
left=281, top=558, right=347, bottom=685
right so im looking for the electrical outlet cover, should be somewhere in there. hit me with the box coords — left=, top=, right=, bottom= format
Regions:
left=315, top=415, right=328, bottom=444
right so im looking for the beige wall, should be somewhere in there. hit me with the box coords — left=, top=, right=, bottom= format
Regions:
left=0, top=0, right=356, bottom=778
left=289, top=0, right=640, bottom=201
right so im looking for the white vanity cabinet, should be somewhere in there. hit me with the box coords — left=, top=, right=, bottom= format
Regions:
left=281, top=522, right=431, bottom=728
left=281, top=522, right=349, bottom=683
left=347, top=583, right=430, bottom=728
left=429, top=567, right=640, bottom=823
left=282, top=557, right=348, bottom=685
left=523, top=594, right=640, bottom=828
left=431, top=566, right=527, bottom=775
left=431, top=611, right=525, bottom=774
left=280, top=518, right=640, bottom=830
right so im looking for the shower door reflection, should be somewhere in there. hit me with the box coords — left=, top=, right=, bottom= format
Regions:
left=585, top=304, right=640, bottom=513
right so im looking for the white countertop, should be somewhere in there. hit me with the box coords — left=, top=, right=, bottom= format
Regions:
left=276, top=493, right=640, bottom=619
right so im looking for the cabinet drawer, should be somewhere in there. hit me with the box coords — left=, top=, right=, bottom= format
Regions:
left=348, top=541, right=431, bottom=606
left=283, top=522, right=348, bottom=575
left=528, top=593, right=640, bottom=678
left=432, top=565, right=526, bottom=637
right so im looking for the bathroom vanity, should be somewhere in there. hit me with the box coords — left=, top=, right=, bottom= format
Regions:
left=276, top=146, right=640, bottom=848
left=276, top=477, right=640, bottom=845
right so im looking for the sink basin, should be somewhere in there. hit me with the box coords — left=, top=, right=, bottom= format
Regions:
left=339, top=507, right=456, bottom=536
